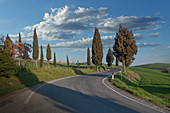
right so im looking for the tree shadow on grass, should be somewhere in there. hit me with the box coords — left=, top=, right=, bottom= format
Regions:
left=16, top=67, right=42, bottom=87
left=141, top=85, right=170, bottom=95
left=73, top=68, right=86, bottom=75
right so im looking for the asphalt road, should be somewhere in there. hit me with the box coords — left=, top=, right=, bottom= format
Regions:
left=0, top=68, right=167, bottom=113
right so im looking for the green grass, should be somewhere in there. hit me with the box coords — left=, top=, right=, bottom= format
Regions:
left=136, top=63, right=170, bottom=69
left=110, top=63, right=170, bottom=109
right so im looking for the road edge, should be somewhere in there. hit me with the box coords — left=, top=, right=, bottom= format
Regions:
left=102, top=75, right=166, bottom=113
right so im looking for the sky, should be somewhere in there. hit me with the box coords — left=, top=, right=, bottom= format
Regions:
left=0, top=0, right=170, bottom=66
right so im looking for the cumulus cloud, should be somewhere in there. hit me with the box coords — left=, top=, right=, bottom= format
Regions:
left=166, top=46, right=170, bottom=49
left=137, top=43, right=160, bottom=48
left=98, top=16, right=161, bottom=33
left=50, top=35, right=115, bottom=48
left=134, top=32, right=159, bottom=41
left=20, top=5, right=162, bottom=41
left=8, top=32, right=33, bottom=41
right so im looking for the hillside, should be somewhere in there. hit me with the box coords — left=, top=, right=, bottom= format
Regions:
left=110, top=63, right=170, bottom=110
left=0, top=61, right=106, bottom=96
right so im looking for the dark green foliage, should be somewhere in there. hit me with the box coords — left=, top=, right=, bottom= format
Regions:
left=92, top=28, right=103, bottom=71
left=113, top=24, right=137, bottom=71
left=40, top=45, right=44, bottom=67
left=0, top=46, right=20, bottom=77
left=66, top=55, right=69, bottom=68
left=106, top=48, right=114, bottom=67
left=46, top=44, right=51, bottom=68
left=54, top=52, right=56, bottom=67
left=33, top=28, right=39, bottom=67
left=0, top=35, right=4, bottom=48
left=87, top=48, right=91, bottom=65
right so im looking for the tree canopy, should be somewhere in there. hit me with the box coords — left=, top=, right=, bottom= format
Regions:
left=92, top=28, right=103, bottom=71
left=106, top=48, right=114, bottom=67
left=113, top=24, right=137, bottom=71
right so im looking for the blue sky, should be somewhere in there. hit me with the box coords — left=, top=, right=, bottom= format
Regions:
left=0, top=0, right=170, bottom=65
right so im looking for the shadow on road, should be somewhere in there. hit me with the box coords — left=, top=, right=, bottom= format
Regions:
left=26, top=82, right=140, bottom=113
left=11, top=67, right=140, bottom=113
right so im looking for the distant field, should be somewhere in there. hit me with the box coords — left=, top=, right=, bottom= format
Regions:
left=110, top=63, right=170, bottom=110
left=136, top=63, right=170, bottom=69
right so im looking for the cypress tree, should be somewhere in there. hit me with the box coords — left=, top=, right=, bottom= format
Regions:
left=18, top=32, right=22, bottom=66
left=19, top=33, right=22, bottom=56
left=116, top=57, right=119, bottom=66
left=53, top=52, right=56, bottom=68
left=32, top=28, right=39, bottom=68
left=4, top=34, right=14, bottom=56
left=87, top=48, right=91, bottom=66
left=106, top=48, right=114, bottom=67
left=40, top=45, right=44, bottom=67
left=66, top=55, right=69, bottom=68
left=113, top=24, right=137, bottom=71
left=46, top=44, right=51, bottom=68
left=92, top=28, right=103, bottom=72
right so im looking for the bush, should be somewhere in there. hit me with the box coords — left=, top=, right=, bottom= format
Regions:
left=0, top=48, right=20, bottom=77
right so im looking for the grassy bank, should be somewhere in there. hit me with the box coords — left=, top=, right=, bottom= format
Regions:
left=0, top=64, right=105, bottom=96
left=110, top=63, right=170, bottom=109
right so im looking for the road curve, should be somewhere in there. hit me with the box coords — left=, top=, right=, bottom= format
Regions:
left=0, top=68, right=168, bottom=113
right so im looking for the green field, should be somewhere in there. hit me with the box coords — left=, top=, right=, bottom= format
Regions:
left=0, top=61, right=105, bottom=96
left=110, top=63, right=170, bottom=110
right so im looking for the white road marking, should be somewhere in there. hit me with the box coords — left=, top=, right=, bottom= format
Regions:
left=102, top=75, right=166, bottom=113
left=24, top=75, right=79, bottom=105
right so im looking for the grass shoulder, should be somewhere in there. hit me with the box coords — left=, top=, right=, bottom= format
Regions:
left=0, top=64, right=105, bottom=96
left=109, top=64, right=170, bottom=110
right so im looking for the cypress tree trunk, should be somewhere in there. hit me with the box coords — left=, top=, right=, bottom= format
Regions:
left=96, top=65, right=99, bottom=72
left=122, top=60, right=126, bottom=72
left=48, top=60, right=50, bottom=68
left=19, top=59, right=21, bottom=66
left=116, top=57, right=119, bottom=66
left=25, top=60, right=27, bottom=68
left=35, top=60, right=37, bottom=68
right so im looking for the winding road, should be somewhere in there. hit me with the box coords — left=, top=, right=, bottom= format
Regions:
left=0, top=68, right=167, bottom=113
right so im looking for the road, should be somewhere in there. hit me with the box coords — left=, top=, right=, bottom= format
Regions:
left=0, top=68, right=167, bottom=113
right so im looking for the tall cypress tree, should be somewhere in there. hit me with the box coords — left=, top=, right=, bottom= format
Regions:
left=18, top=32, right=22, bottom=66
left=53, top=52, right=56, bottom=68
left=33, top=28, right=39, bottom=68
left=40, top=45, right=44, bottom=67
left=106, top=48, right=114, bottom=67
left=66, top=55, right=69, bottom=68
left=87, top=48, right=91, bottom=66
left=92, top=28, right=103, bottom=72
left=46, top=44, right=51, bottom=68
left=113, top=24, right=137, bottom=71
left=4, top=34, right=14, bottom=56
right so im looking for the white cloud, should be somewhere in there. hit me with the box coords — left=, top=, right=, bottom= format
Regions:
left=17, top=6, right=163, bottom=41
left=51, top=35, right=115, bottom=48
left=137, top=43, right=160, bottom=48
left=134, top=32, right=159, bottom=41
left=98, top=16, right=162, bottom=33
left=9, top=32, right=33, bottom=41
left=166, top=46, right=170, bottom=49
